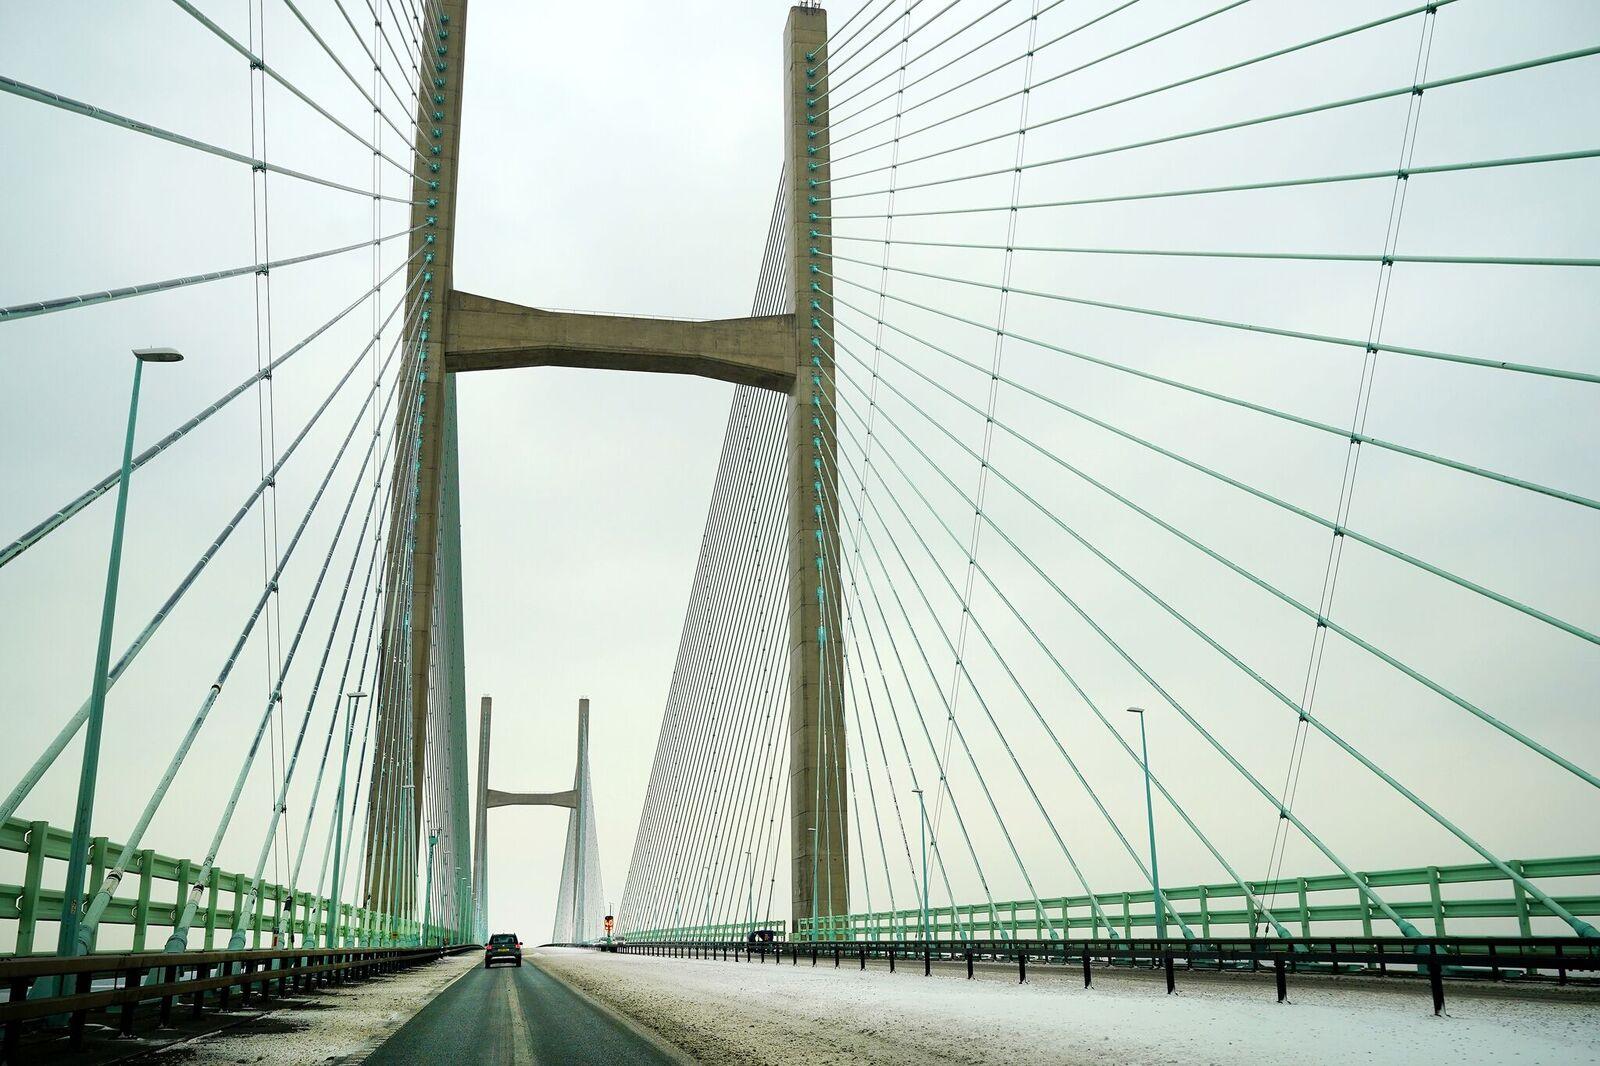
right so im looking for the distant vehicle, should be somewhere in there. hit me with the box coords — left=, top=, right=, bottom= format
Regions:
left=746, top=929, right=778, bottom=945
left=485, top=932, right=523, bottom=968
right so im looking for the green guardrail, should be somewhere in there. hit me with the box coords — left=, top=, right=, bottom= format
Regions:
left=0, top=816, right=455, bottom=956
left=789, top=855, right=1600, bottom=941
left=624, top=855, right=1600, bottom=942
left=625, top=919, right=788, bottom=943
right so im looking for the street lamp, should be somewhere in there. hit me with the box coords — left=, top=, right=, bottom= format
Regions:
left=328, top=691, right=367, bottom=947
left=57, top=346, right=184, bottom=958
left=743, top=849, right=753, bottom=935
left=702, top=864, right=711, bottom=935
left=807, top=825, right=818, bottom=942
left=1127, top=707, right=1165, bottom=941
left=911, top=788, right=928, bottom=942
left=422, top=828, right=439, bottom=946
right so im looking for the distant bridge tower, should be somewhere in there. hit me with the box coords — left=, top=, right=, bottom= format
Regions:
left=472, top=696, right=604, bottom=943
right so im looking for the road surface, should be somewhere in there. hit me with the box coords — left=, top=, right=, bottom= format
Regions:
left=365, top=954, right=679, bottom=1065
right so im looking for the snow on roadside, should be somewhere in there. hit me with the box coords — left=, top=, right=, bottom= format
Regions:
left=156, top=952, right=479, bottom=1064
left=533, top=947, right=1600, bottom=1065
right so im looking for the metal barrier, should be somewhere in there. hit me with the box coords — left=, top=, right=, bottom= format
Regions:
left=611, top=935, right=1600, bottom=1016
left=793, top=855, right=1600, bottom=942
left=0, top=942, right=475, bottom=1057
left=0, top=816, right=452, bottom=953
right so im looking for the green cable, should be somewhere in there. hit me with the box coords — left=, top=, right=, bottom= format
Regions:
left=821, top=270, right=1600, bottom=643
left=818, top=360, right=1280, bottom=937
left=823, top=331, right=1416, bottom=935
left=0, top=75, right=418, bottom=205
left=817, top=412, right=1148, bottom=940
left=824, top=290, right=1600, bottom=781
left=821, top=246, right=1599, bottom=383
left=820, top=44, right=1600, bottom=200
left=822, top=147, right=1600, bottom=221
left=822, top=314, right=1598, bottom=938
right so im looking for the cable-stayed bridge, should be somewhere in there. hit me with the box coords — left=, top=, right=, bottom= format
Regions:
left=1, top=0, right=1597, bottom=1059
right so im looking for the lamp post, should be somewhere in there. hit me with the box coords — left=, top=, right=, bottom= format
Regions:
left=807, top=825, right=818, bottom=942
left=422, top=829, right=439, bottom=946
left=701, top=863, right=711, bottom=936
left=328, top=691, right=366, bottom=947
left=743, top=849, right=753, bottom=935
left=911, top=788, right=928, bottom=942
left=1127, top=707, right=1165, bottom=941
left=56, top=347, right=184, bottom=958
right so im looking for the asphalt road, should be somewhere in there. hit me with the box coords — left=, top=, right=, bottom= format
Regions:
left=365, top=955, right=678, bottom=1065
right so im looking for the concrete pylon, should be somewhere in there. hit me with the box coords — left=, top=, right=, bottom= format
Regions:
left=573, top=697, right=590, bottom=942
left=783, top=3, right=848, bottom=938
left=476, top=696, right=602, bottom=942
left=472, top=695, right=491, bottom=942
left=367, top=0, right=471, bottom=919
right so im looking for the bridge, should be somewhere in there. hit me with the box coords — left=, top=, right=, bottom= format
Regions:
left=0, top=0, right=1597, bottom=1061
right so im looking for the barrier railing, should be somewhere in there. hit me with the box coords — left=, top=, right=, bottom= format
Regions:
left=793, top=855, right=1600, bottom=941
left=0, top=942, right=474, bottom=1056
left=622, top=918, right=787, bottom=943
left=613, top=935, right=1600, bottom=1016
left=0, top=816, right=454, bottom=955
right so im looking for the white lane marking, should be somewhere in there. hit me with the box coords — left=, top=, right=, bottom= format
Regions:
left=503, top=966, right=535, bottom=1065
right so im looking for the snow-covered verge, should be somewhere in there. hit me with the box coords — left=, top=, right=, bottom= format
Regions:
left=152, top=951, right=478, bottom=1064
left=533, top=947, right=1600, bottom=1065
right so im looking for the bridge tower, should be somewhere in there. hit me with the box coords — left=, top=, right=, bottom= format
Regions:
left=473, top=696, right=602, bottom=942
left=782, top=3, right=848, bottom=936
left=366, top=2, right=847, bottom=937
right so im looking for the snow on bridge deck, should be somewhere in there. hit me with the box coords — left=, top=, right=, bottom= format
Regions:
left=532, top=947, right=1599, bottom=1065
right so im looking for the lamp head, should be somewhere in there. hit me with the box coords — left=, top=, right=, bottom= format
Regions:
left=132, top=347, right=184, bottom=363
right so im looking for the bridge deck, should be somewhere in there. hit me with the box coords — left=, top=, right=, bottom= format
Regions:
left=366, top=953, right=679, bottom=1065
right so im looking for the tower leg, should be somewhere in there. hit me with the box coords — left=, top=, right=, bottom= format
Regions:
left=473, top=695, right=490, bottom=940
left=783, top=4, right=847, bottom=940
left=574, top=698, right=589, bottom=942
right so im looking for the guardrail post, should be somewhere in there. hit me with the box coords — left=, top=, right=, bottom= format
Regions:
left=120, top=966, right=142, bottom=1035
left=14, top=820, right=48, bottom=956
left=1164, top=949, right=1175, bottom=994
left=1018, top=949, right=1026, bottom=984
left=86, top=836, right=108, bottom=953
left=68, top=971, right=92, bottom=1048
left=132, top=848, right=155, bottom=951
left=1428, top=952, right=1444, bottom=1016
left=967, top=950, right=974, bottom=980
left=859, top=948, right=865, bottom=971
left=1274, top=956, right=1287, bottom=1003
left=4, top=977, right=33, bottom=1058
left=1083, top=948, right=1091, bottom=987
left=193, top=962, right=209, bottom=1017
left=888, top=948, right=894, bottom=973
left=159, top=963, right=177, bottom=1026
left=924, top=945, right=930, bottom=976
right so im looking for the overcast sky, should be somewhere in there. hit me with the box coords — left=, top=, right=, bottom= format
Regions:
left=2, top=0, right=1596, bottom=949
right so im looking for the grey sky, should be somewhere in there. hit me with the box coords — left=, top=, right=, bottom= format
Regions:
left=1, top=0, right=1596, bottom=949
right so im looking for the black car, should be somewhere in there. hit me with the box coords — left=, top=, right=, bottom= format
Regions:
left=485, top=932, right=522, bottom=968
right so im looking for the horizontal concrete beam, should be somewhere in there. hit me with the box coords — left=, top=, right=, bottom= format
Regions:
left=486, top=788, right=577, bottom=809
left=444, top=290, right=796, bottom=392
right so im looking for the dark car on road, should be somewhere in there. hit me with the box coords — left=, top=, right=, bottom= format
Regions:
left=485, top=933, right=522, bottom=968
